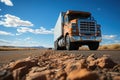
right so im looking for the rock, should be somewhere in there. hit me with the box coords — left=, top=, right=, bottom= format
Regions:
left=0, top=70, right=13, bottom=80
left=0, top=52, right=119, bottom=80
left=113, top=76, right=120, bottom=80
left=87, top=54, right=97, bottom=70
left=108, top=72, right=120, bottom=77
left=97, top=55, right=117, bottom=68
left=99, top=75, right=107, bottom=80
left=76, top=59, right=87, bottom=69
left=74, top=54, right=84, bottom=60
left=65, top=59, right=87, bottom=74
left=26, top=70, right=52, bottom=80
left=26, top=72, right=47, bottom=80
left=67, top=69, right=99, bottom=80
left=64, top=60, right=75, bottom=74
left=9, top=57, right=38, bottom=70
left=12, top=66, right=28, bottom=80
left=88, top=60, right=97, bottom=70
left=0, top=70, right=7, bottom=77
left=112, top=64, right=120, bottom=72
left=55, top=69, right=67, bottom=80
left=87, top=54, right=96, bottom=62
left=79, top=59, right=86, bottom=66
left=29, top=67, right=47, bottom=73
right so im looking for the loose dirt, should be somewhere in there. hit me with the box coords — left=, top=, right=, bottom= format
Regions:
left=0, top=49, right=120, bottom=80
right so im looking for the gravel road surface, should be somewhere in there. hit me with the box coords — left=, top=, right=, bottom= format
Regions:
left=0, top=49, right=120, bottom=66
left=0, top=49, right=120, bottom=80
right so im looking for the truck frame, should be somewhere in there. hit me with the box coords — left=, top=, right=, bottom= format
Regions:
left=54, top=10, right=102, bottom=50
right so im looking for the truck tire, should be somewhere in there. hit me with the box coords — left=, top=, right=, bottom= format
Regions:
left=74, top=45, right=79, bottom=50
left=54, top=41, right=66, bottom=50
left=88, top=42, right=99, bottom=50
left=65, top=35, right=74, bottom=50
left=54, top=41, right=59, bottom=50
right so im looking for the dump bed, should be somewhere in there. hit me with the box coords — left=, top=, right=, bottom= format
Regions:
left=54, top=12, right=65, bottom=41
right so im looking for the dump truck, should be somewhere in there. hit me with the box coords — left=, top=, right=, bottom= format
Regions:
left=54, top=10, right=102, bottom=50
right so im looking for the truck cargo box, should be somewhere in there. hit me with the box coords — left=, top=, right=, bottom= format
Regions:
left=54, top=12, right=65, bottom=41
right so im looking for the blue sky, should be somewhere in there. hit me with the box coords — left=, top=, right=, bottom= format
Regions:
left=0, top=0, right=120, bottom=47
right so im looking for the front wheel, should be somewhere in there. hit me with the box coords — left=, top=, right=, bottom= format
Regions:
left=88, top=42, right=99, bottom=50
left=65, top=35, right=74, bottom=50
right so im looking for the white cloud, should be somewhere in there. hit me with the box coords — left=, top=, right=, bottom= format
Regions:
left=0, top=0, right=13, bottom=6
left=15, top=33, right=22, bottom=36
left=0, top=30, right=14, bottom=36
left=24, top=37, right=32, bottom=41
left=101, top=34, right=120, bottom=45
left=17, top=27, right=33, bottom=33
left=0, top=39, right=10, bottom=44
left=17, top=27, right=54, bottom=35
left=0, top=37, right=53, bottom=47
left=102, top=35, right=117, bottom=39
left=5, top=39, right=41, bottom=47
left=0, top=14, right=33, bottom=27
left=34, top=27, right=54, bottom=34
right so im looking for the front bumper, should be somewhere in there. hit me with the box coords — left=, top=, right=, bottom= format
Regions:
left=70, top=36, right=102, bottom=42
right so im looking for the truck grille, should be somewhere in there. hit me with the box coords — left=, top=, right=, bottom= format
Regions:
left=80, top=21, right=95, bottom=34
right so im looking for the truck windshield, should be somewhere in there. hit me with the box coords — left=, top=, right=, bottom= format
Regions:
left=68, top=14, right=92, bottom=21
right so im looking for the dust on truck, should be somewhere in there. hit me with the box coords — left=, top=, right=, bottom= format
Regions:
left=54, top=10, right=102, bottom=50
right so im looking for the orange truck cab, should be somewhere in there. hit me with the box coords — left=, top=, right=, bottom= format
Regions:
left=54, top=10, right=102, bottom=50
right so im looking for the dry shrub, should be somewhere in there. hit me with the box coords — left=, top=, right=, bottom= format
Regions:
left=99, top=45, right=108, bottom=50
left=99, top=44, right=120, bottom=50
left=80, top=44, right=120, bottom=50
left=108, top=44, right=120, bottom=50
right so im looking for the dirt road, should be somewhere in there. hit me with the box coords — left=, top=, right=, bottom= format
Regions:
left=0, top=49, right=120, bottom=66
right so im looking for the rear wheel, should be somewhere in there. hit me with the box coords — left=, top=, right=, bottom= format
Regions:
left=54, top=41, right=66, bottom=50
left=54, top=41, right=60, bottom=50
left=88, top=42, right=99, bottom=50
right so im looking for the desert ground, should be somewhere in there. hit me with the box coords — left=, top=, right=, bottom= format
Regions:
left=0, top=45, right=120, bottom=80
